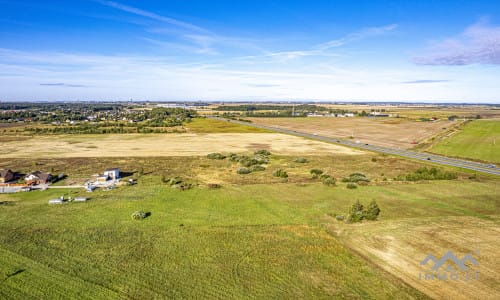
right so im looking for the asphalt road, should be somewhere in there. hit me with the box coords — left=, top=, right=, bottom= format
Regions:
left=210, top=117, right=500, bottom=176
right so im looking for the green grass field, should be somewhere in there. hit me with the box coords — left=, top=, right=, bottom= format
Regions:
left=186, top=118, right=270, bottom=133
left=1, top=172, right=498, bottom=298
left=429, top=120, right=500, bottom=163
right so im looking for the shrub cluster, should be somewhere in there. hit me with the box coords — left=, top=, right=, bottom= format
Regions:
left=249, top=165, right=266, bottom=172
left=207, top=153, right=226, bottom=160
left=294, top=157, right=308, bottom=163
left=131, top=211, right=147, bottom=220
left=273, top=169, right=288, bottom=178
left=320, top=174, right=336, bottom=186
left=165, top=177, right=194, bottom=190
left=237, top=167, right=252, bottom=174
left=342, top=173, right=370, bottom=184
left=346, top=183, right=357, bottom=189
left=254, top=149, right=271, bottom=156
left=232, top=150, right=271, bottom=175
left=395, top=167, right=457, bottom=181
left=310, top=169, right=324, bottom=179
left=346, top=200, right=381, bottom=223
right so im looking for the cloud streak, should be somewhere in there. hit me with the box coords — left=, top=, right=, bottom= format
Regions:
left=40, top=83, right=88, bottom=87
left=318, top=24, right=398, bottom=50
left=414, top=20, right=500, bottom=65
left=401, top=79, right=450, bottom=84
left=94, top=0, right=207, bottom=32
left=263, top=23, right=398, bottom=61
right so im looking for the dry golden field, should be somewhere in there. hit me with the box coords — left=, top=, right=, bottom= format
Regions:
left=247, top=117, right=453, bottom=149
left=0, top=133, right=364, bottom=159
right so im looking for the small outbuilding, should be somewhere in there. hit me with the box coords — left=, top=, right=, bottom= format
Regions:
left=104, top=168, right=120, bottom=180
left=74, top=197, right=88, bottom=202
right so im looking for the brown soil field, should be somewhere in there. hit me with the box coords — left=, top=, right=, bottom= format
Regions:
left=0, top=133, right=364, bottom=158
left=247, top=117, right=453, bottom=149
left=331, top=216, right=500, bottom=300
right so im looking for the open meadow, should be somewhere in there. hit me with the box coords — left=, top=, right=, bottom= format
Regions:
left=428, top=120, right=500, bottom=163
left=1, top=118, right=499, bottom=299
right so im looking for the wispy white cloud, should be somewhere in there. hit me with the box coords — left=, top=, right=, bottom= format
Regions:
left=94, top=0, right=207, bottom=32
left=414, top=20, right=500, bottom=65
left=401, top=79, right=450, bottom=84
left=259, top=23, right=398, bottom=62
left=1, top=47, right=497, bottom=103
left=318, top=24, right=398, bottom=50
left=40, top=83, right=88, bottom=87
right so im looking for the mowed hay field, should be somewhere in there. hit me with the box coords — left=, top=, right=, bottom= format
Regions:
left=333, top=216, right=500, bottom=300
left=1, top=177, right=499, bottom=299
left=247, top=117, right=452, bottom=149
left=429, top=120, right=500, bottom=163
left=0, top=133, right=363, bottom=159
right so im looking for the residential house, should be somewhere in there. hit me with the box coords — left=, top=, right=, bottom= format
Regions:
left=25, top=171, right=52, bottom=185
left=0, top=169, right=14, bottom=183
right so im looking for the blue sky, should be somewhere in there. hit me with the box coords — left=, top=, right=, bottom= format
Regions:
left=1, top=0, right=500, bottom=102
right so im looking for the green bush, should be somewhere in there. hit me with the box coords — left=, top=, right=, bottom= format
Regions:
left=346, top=183, right=357, bottom=189
left=346, top=200, right=364, bottom=223
left=273, top=169, right=288, bottom=178
left=131, top=211, right=147, bottom=220
left=254, top=154, right=270, bottom=164
left=335, top=215, right=345, bottom=221
left=237, top=167, right=251, bottom=174
left=254, top=149, right=271, bottom=156
left=294, top=157, right=308, bottom=163
left=342, top=172, right=370, bottom=183
left=364, top=200, right=381, bottom=220
left=207, top=153, right=226, bottom=160
left=395, top=167, right=457, bottom=181
left=229, top=153, right=240, bottom=162
left=249, top=165, right=266, bottom=172
left=239, top=157, right=260, bottom=167
left=321, top=175, right=336, bottom=186
left=346, top=200, right=381, bottom=223
left=310, top=169, right=324, bottom=179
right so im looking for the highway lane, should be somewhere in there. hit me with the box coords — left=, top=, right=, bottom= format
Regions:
left=209, top=117, right=500, bottom=176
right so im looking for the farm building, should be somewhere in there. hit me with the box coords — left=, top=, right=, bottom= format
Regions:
left=0, top=169, right=14, bottom=183
left=74, top=197, right=88, bottom=202
left=104, top=168, right=120, bottom=180
left=25, top=171, right=52, bottom=185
